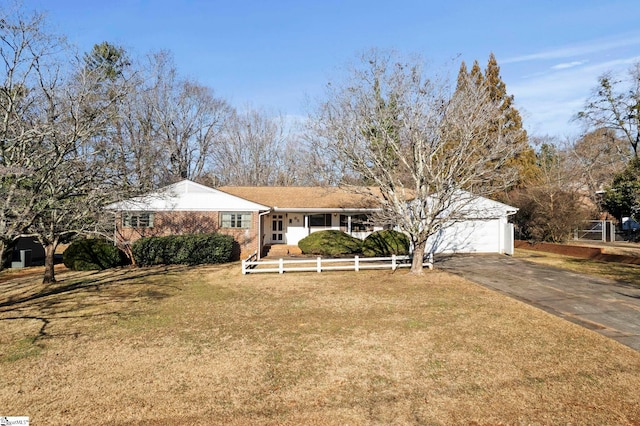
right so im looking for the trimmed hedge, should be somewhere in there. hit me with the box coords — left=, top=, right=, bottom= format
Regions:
left=131, top=233, right=235, bottom=266
left=298, top=230, right=363, bottom=256
left=63, top=238, right=130, bottom=271
left=362, top=230, right=410, bottom=257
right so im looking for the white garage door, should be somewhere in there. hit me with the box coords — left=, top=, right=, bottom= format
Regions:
left=427, top=219, right=502, bottom=254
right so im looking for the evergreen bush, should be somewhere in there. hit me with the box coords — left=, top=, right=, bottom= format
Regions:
left=131, top=233, right=234, bottom=266
left=298, top=230, right=362, bottom=256
left=362, top=230, right=410, bottom=257
left=63, top=238, right=130, bottom=271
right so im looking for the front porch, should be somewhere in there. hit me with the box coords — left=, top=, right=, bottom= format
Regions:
left=260, top=211, right=383, bottom=257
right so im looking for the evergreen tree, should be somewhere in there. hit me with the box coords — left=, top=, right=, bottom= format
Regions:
left=602, top=157, right=640, bottom=223
left=484, top=53, right=508, bottom=103
left=484, top=53, right=537, bottom=185
left=456, top=61, right=469, bottom=90
left=469, top=60, right=484, bottom=87
left=84, top=42, right=130, bottom=81
left=456, top=53, right=537, bottom=188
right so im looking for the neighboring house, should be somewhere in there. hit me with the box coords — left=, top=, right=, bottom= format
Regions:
left=109, top=180, right=517, bottom=260
left=5, top=237, right=46, bottom=268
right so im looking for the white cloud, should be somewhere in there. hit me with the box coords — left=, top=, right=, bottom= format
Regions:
left=503, top=70, right=582, bottom=136
left=506, top=53, right=640, bottom=136
left=517, top=97, right=586, bottom=138
left=503, top=33, right=640, bottom=64
left=551, top=61, right=586, bottom=70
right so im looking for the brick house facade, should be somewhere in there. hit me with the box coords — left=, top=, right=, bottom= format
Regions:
left=110, top=180, right=386, bottom=261
left=115, top=210, right=261, bottom=260
left=110, top=181, right=268, bottom=260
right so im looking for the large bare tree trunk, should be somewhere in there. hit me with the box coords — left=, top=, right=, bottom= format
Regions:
left=411, top=240, right=426, bottom=274
left=0, top=240, right=8, bottom=272
left=42, top=242, right=57, bottom=284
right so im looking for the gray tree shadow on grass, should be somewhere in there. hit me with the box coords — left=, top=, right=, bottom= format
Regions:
left=0, top=265, right=189, bottom=343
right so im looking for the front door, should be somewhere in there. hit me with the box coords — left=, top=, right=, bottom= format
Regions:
left=270, top=214, right=285, bottom=244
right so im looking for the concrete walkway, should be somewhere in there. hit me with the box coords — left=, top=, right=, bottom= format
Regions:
left=438, top=254, right=640, bottom=352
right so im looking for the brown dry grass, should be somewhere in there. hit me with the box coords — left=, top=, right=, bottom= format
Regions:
left=566, top=240, right=640, bottom=257
left=515, top=248, right=640, bottom=288
left=1, top=263, right=640, bottom=425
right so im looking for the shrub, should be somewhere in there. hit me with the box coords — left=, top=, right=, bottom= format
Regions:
left=362, top=230, right=410, bottom=256
left=131, top=233, right=235, bottom=266
left=63, top=238, right=130, bottom=271
left=298, top=230, right=362, bottom=256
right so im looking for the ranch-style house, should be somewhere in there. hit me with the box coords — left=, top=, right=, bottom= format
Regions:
left=110, top=180, right=517, bottom=259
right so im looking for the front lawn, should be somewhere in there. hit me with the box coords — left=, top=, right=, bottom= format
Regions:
left=1, top=264, right=639, bottom=424
left=516, top=248, right=640, bottom=288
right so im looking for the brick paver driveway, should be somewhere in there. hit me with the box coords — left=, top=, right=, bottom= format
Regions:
left=438, top=254, right=640, bottom=351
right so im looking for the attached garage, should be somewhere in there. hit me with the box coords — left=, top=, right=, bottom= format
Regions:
left=425, top=194, right=517, bottom=255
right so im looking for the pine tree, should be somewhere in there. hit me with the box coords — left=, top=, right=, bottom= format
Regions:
left=456, top=61, right=469, bottom=90
left=469, top=60, right=484, bottom=87
left=84, top=42, right=130, bottom=81
left=484, top=53, right=507, bottom=102
left=455, top=53, right=537, bottom=188
left=485, top=53, right=537, bottom=185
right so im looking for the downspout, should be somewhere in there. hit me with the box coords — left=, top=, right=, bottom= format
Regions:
left=498, top=216, right=504, bottom=254
left=258, top=209, right=272, bottom=260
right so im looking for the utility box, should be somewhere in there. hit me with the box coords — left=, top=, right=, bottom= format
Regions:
left=11, top=249, right=32, bottom=268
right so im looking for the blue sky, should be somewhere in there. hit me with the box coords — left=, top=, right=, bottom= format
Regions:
left=19, top=0, right=640, bottom=138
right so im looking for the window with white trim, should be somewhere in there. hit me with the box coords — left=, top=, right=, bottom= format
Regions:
left=220, top=212, right=252, bottom=229
left=122, top=212, right=154, bottom=228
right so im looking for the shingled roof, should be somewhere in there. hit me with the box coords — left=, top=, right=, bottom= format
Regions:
left=218, top=186, right=385, bottom=210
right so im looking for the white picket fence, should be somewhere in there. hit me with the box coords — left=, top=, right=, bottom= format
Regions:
left=241, top=252, right=433, bottom=274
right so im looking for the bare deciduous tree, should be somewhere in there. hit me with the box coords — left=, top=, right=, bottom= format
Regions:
left=0, top=8, right=124, bottom=282
left=105, top=50, right=232, bottom=190
left=507, top=139, right=590, bottom=242
left=210, top=107, right=309, bottom=186
left=307, top=51, right=524, bottom=273
left=566, top=128, right=630, bottom=205
left=149, top=51, right=231, bottom=182
left=275, top=138, right=316, bottom=185
left=82, top=42, right=164, bottom=193
left=577, top=63, right=640, bottom=157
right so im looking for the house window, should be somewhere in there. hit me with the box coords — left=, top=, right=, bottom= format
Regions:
left=220, top=212, right=252, bottom=229
left=123, top=212, right=154, bottom=228
left=308, top=213, right=332, bottom=227
left=340, top=214, right=373, bottom=232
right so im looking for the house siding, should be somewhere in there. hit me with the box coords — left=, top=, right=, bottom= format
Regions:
left=116, top=210, right=260, bottom=260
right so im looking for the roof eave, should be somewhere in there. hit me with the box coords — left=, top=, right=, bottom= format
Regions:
left=272, top=207, right=382, bottom=213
